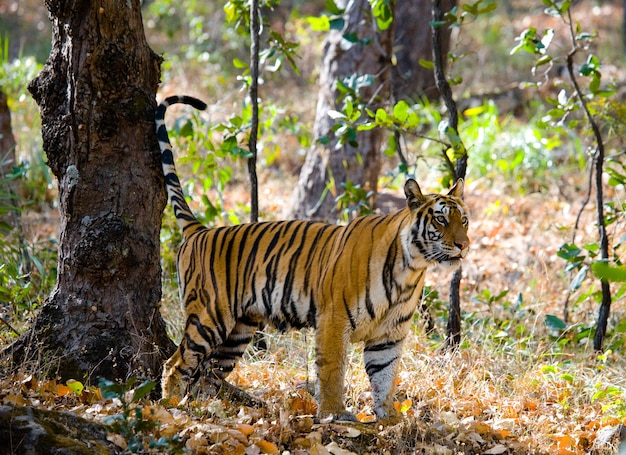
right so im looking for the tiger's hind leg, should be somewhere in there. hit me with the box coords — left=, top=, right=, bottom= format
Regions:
left=162, top=331, right=210, bottom=400
left=162, top=312, right=234, bottom=401
left=203, top=316, right=265, bottom=408
left=206, top=315, right=260, bottom=379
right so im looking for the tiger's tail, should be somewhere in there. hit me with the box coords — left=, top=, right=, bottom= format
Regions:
left=155, top=95, right=208, bottom=238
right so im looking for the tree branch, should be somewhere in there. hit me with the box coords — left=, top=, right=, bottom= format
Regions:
left=563, top=8, right=611, bottom=350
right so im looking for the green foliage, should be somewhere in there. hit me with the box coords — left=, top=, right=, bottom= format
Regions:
left=512, top=0, right=626, bottom=348
left=0, top=169, right=57, bottom=337
left=368, top=0, right=393, bottom=30
left=0, top=39, right=41, bottom=96
left=99, top=378, right=184, bottom=454
left=335, top=180, right=374, bottom=222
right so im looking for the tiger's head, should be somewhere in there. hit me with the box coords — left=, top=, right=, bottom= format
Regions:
left=403, top=178, right=470, bottom=269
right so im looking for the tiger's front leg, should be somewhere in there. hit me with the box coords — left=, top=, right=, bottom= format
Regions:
left=315, top=315, right=356, bottom=422
left=363, top=338, right=405, bottom=421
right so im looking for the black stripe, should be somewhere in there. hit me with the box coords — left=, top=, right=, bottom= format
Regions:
left=364, top=227, right=376, bottom=320
left=281, top=222, right=307, bottom=323
left=222, top=335, right=253, bottom=348
left=396, top=311, right=414, bottom=325
left=365, top=357, right=397, bottom=377
left=183, top=331, right=207, bottom=356
left=343, top=296, right=356, bottom=330
left=303, top=224, right=334, bottom=290
left=364, top=339, right=402, bottom=352
left=382, top=241, right=397, bottom=304
left=187, top=312, right=217, bottom=347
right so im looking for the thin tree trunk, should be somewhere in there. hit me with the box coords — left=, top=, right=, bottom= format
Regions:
left=432, top=0, right=466, bottom=348
left=8, top=0, right=174, bottom=382
left=248, top=0, right=260, bottom=223
left=290, top=0, right=392, bottom=222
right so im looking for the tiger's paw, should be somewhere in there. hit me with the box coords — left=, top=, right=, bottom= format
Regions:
left=217, top=379, right=266, bottom=409
left=373, top=402, right=402, bottom=425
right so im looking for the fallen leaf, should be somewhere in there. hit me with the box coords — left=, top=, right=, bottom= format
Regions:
left=343, top=427, right=361, bottom=438
left=554, top=433, right=575, bottom=449
left=256, top=439, right=279, bottom=455
left=356, top=412, right=376, bottom=423
left=394, top=398, right=412, bottom=414
left=310, top=443, right=331, bottom=455
left=468, top=421, right=491, bottom=435
left=483, top=444, right=508, bottom=454
left=107, top=433, right=127, bottom=450
left=3, top=393, right=26, bottom=406
left=325, top=441, right=357, bottom=455
left=226, top=428, right=248, bottom=444
left=185, top=433, right=209, bottom=450
left=55, top=384, right=72, bottom=397
left=237, top=423, right=255, bottom=437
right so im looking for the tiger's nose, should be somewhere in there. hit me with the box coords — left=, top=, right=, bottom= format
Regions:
left=455, top=240, right=469, bottom=250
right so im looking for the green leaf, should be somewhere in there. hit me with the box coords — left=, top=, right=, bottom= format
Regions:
left=393, top=100, right=409, bottom=122
left=325, top=0, right=344, bottom=15
left=418, top=59, right=434, bottom=70
left=545, top=314, right=566, bottom=331
left=535, top=54, right=553, bottom=67
left=569, top=265, right=588, bottom=291
left=99, top=378, right=124, bottom=400
left=540, top=364, right=558, bottom=374
left=375, top=108, right=387, bottom=123
left=342, top=32, right=359, bottom=43
left=131, top=380, right=156, bottom=403
left=66, top=380, right=84, bottom=396
left=589, top=76, right=600, bottom=94
left=592, top=262, right=626, bottom=282
left=232, top=58, right=248, bottom=69
left=329, top=18, right=345, bottom=31
left=307, top=16, right=330, bottom=32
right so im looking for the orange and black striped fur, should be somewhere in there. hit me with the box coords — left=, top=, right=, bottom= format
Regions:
left=156, top=96, right=470, bottom=422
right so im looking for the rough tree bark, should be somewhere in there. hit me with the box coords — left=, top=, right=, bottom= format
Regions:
left=8, top=0, right=175, bottom=382
left=392, top=0, right=456, bottom=102
left=290, top=0, right=392, bottom=222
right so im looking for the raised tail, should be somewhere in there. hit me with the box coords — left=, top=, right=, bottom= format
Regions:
left=155, top=95, right=208, bottom=238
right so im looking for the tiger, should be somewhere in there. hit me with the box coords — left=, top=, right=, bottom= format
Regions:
left=155, top=95, right=470, bottom=422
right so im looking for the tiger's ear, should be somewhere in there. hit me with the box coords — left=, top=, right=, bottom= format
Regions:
left=447, top=178, right=464, bottom=199
left=404, top=179, right=426, bottom=211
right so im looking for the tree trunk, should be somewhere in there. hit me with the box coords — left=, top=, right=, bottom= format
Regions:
left=290, top=0, right=392, bottom=222
left=393, top=0, right=456, bottom=102
left=8, top=0, right=175, bottom=383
